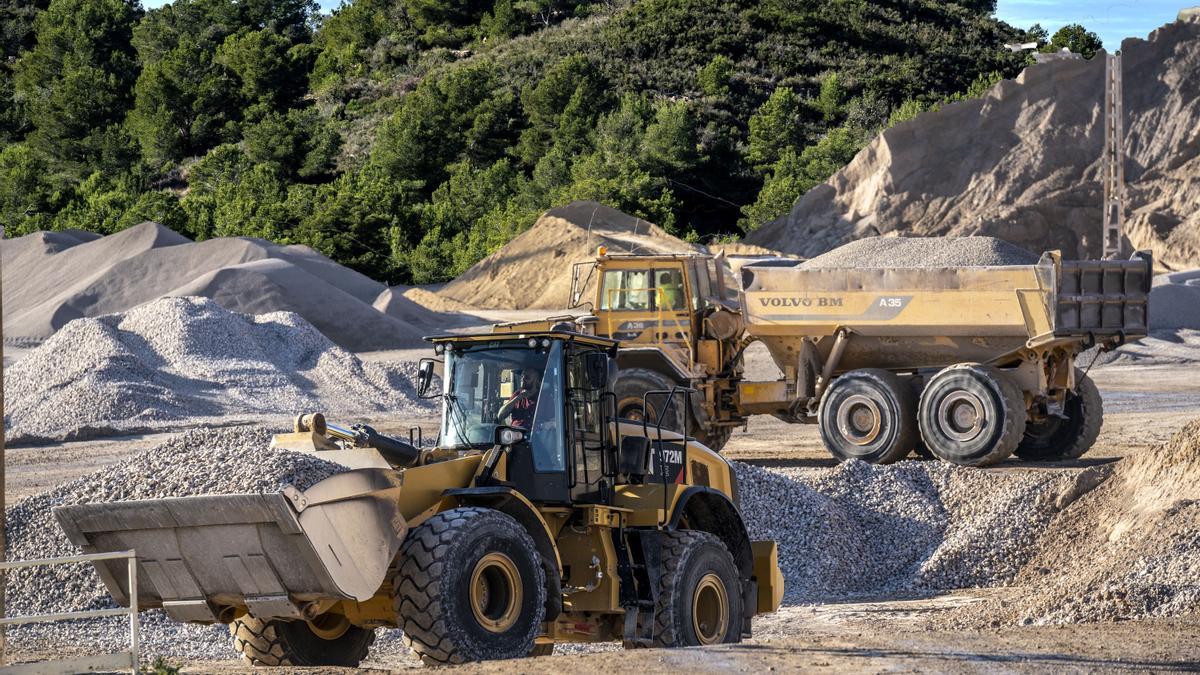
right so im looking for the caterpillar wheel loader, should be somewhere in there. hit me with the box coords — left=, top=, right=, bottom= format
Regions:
left=53, top=331, right=783, bottom=667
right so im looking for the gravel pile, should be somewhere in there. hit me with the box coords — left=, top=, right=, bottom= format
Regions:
left=3, top=297, right=432, bottom=444
left=735, top=460, right=1079, bottom=601
left=4, top=426, right=346, bottom=658
left=940, top=418, right=1200, bottom=628
left=800, top=236, right=1040, bottom=269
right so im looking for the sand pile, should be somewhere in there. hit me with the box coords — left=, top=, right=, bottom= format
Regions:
left=735, top=460, right=1083, bottom=602
left=1, top=222, right=430, bottom=350
left=3, top=297, right=433, bottom=444
left=437, top=201, right=701, bottom=310
left=800, top=236, right=1039, bottom=268
left=943, top=419, right=1200, bottom=627
left=747, top=19, right=1200, bottom=271
left=4, top=426, right=348, bottom=659
left=1149, top=270, right=1200, bottom=330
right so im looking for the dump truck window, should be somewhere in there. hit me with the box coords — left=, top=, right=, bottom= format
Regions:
left=601, top=269, right=653, bottom=310
left=694, top=259, right=712, bottom=305
left=655, top=268, right=687, bottom=311
left=530, top=342, right=566, bottom=472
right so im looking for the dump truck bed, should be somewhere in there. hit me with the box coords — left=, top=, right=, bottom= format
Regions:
left=739, top=252, right=1150, bottom=372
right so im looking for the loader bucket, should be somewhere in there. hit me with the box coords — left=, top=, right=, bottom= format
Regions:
left=53, top=468, right=406, bottom=624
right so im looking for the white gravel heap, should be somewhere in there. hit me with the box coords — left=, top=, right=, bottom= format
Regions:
left=734, top=460, right=1077, bottom=601
left=4, top=427, right=346, bottom=659
left=3, top=297, right=432, bottom=444
left=801, top=236, right=1040, bottom=269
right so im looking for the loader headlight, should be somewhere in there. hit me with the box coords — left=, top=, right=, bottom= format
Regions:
left=497, top=427, right=527, bottom=446
left=528, top=338, right=538, bottom=348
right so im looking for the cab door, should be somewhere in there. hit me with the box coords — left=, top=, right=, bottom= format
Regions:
left=505, top=341, right=571, bottom=504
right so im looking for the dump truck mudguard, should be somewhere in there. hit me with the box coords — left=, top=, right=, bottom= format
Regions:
left=442, top=486, right=564, bottom=621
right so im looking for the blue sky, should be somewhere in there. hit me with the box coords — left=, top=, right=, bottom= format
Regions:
left=995, top=1, right=1188, bottom=49
left=138, top=0, right=1190, bottom=50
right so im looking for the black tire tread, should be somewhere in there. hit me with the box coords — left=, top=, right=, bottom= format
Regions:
left=818, top=368, right=918, bottom=465
left=1016, top=370, right=1103, bottom=461
left=651, top=530, right=741, bottom=648
left=919, top=363, right=1027, bottom=467
left=394, top=507, right=544, bottom=667
left=229, top=616, right=374, bottom=667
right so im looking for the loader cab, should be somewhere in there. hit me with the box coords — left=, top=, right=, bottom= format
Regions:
left=428, top=333, right=623, bottom=505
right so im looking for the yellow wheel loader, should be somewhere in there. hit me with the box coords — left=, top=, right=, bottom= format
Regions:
left=54, top=332, right=783, bottom=667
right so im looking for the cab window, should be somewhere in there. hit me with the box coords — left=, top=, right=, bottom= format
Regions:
left=600, top=267, right=687, bottom=311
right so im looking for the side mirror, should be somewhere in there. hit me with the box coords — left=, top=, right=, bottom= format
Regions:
left=584, top=352, right=608, bottom=389
left=417, top=358, right=442, bottom=399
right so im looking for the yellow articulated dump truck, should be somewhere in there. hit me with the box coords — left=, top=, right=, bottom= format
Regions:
left=494, top=249, right=1152, bottom=466
left=54, top=332, right=783, bottom=668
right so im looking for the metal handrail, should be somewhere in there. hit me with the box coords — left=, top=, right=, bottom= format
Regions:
left=0, top=550, right=139, bottom=674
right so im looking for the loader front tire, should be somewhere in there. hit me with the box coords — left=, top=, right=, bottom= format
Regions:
left=918, top=364, right=1027, bottom=467
left=230, top=615, right=374, bottom=667
left=1016, top=370, right=1103, bottom=461
left=818, top=369, right=917, bottom=464
left=650, top=530, right=743, bottom=648
left=395, top=507, right=546, bottom=666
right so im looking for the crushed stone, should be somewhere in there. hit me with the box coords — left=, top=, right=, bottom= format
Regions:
left=799, top=236, right=1040, bottom=269
left=3, top=297, right=432, bottom=444
left=3, top=427, right=346, bottom=659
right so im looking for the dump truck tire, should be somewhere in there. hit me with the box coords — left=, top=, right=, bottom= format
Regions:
left=818, top=369, right=917, bottom=465
left=230, top=615, right=374, bottom=667
left=918, top=364, right=1027, bottom=467
left=615, top=368, right=681, bottom=431
left=395, top=507, right=546, bottom=666
left=651, top=530, right=743, bottom=648
left=1016, top=370, right=1103, bottom=461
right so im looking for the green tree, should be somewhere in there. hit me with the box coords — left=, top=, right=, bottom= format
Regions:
left=0, top=143, right=56, bottom=233
left=215, top=28, right=308, bottom=113
left=746, top=86, right=802, bottom=169
left=697, top=54, right=734, bottom=97
left=740, top=125, right=864, bottom=232
left=1044, top=23, right=1103, bottom=58
left=13, top=0, right=141, bottom=174
left=243, top=107, right=341, bottom=179
left=516, top=55, right=608, bottom=165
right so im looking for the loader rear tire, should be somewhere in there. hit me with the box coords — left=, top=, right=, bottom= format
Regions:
left=395, top=507, right=546, bottom=666
left=650, top=530, right=743, bottom=648
left=230, top=615, right=374, bottom=667
left=1016, top=370, right=1103, bottom=461
left=818, top=369, right=917, bottom=465
left=918, top=364, right=1027, bottom=467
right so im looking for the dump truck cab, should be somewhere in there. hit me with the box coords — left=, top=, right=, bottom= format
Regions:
left=493, top=251, right=753, bottom=449
left=56, top=330, right=783, bottom=668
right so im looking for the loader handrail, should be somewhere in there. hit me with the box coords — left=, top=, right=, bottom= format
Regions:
left=0, top=549, right=140, bottom=674
left=642, top=385, right=696, bottom=527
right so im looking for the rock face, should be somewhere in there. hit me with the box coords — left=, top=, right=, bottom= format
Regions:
left=748, top=19, right=1200, bottom=271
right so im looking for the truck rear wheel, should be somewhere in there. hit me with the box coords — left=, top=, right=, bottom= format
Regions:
left=650, top=530, right=743, bottom=648
left=1016, top=370, right=1103, bottom=461
left=230, top=615, right=374, bottom=667
left=918, top=364, right=1027, bottom=467
left=818, top=369, right=917, bottom=464
left=394, top=507, right=546, bottom=666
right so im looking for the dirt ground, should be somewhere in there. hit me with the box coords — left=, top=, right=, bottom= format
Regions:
left=5, top=358, right=1200, bottom=672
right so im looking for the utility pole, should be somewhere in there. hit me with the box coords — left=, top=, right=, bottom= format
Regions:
left=1101, top=52, right=1125, bottom=259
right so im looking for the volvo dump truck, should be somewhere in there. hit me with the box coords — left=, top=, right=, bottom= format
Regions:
left=494, top=249, right=1151, bottom=467
left=54, top=332, right=783, bottom=667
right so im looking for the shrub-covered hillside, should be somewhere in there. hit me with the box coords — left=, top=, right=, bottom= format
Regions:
left=0, top=0, right=1039, bottom=283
